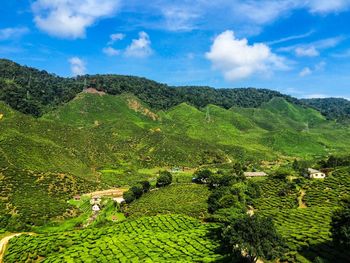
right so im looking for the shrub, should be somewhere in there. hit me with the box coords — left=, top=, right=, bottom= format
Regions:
left=123, top=191, right=136, bottom=204
left=156, top=171, right=172, bottom=187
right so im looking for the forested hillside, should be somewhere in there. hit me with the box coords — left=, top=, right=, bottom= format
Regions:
left=0, top=59, right=301, bottom=117
left=302, top=98, right=350, bottom=121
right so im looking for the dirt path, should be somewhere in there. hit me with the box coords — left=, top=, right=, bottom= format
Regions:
left=298, top=189, right=307, bottom=208
left=83, top=188, right=127, bottom=198
left=0, top=233, right=24, bottom=263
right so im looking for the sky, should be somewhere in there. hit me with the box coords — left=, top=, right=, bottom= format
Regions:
left=1, top=1, right=350, bottom=99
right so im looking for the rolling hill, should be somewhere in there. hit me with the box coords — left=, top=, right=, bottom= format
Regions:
left=1, top=60, right=350, bottom=232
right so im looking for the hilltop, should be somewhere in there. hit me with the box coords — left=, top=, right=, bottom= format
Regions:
left=0, top=59, right=305, bottom=116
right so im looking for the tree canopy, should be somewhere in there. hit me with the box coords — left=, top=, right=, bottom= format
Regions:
left=222, top=214, right=286, bottom=262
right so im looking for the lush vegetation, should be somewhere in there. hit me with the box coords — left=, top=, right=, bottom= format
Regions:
left=222, top=214, right=286, bottom=262
left=127, top=184, right=209, bottom=218
left=330, top=198, right=350, bottom=249
left=4, top=215, right=224, bottom=263
left=2, top=59, right=350, bottom=262
left=0, top=59, right=303, bottom=117
left=302, top=98, right=350, bottom=121
left=0, top=169, right=97, bottom=231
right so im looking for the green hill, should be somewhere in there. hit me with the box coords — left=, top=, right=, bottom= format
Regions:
left=1, top=60, right=350, bottom=234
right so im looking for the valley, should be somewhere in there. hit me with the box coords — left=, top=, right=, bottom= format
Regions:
left=0, top=60, right=349, bottom=262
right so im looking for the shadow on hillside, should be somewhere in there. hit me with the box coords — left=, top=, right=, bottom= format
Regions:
left=298, top=240, right=350, bottom=262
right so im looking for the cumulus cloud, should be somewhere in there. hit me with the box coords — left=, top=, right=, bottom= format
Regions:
left=69, top=57, right=86, bottom=76
left=125, top=31, right=152, bottom=58
left=31, top=0, right=120, bottom=39
left=295, top=46, right=319, bottom=57
left=0, top=27, right=29, bottom=41
left=102, top=46, right=120, bottom=56
left=205, top=30, right=287, bottom=81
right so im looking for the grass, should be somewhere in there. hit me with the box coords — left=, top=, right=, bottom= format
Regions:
left=127, top=184, right=210, bottom=219
left=4, top=215, right=224, bottom=263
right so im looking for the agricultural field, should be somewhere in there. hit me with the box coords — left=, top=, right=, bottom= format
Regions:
left=4, top=215, right=224, bottom=263
left=303, top=168, right=350, bottom=207
left=252, top=170, right=350, bottom=262
left=99, top=167, right=152, bottom=187
left=0, top=169, right=98, bottom=231
left=251, top=178, right=299, bottom=210
left=127, top=184, right=209, bottom=219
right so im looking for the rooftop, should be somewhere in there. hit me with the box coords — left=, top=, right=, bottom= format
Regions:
left=244, top=172, right=267, bottom=177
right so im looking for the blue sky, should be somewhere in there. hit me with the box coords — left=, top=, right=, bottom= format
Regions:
left=1, top=0, right=350, bottom=99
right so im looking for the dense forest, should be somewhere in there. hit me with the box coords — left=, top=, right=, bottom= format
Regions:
left=302, top=98, right=350, bottom=121
left=0, top=59, right=349, bottom=121
left=0, top=59, right=298, bottom=116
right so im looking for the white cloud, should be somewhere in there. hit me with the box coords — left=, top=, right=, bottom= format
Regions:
left=332, top=49, right=350, bottom=58
left=268, top=31, right=314, bottom=45
left=69, top=57, right=86, bottom=76
left=314, top=61, right=326, bottom=71
left=32, top=0, right=120, bottom=39
left=0, top=27, right=29, bottom=41
left=299, top=61, right=326, bottom=77
left=103, top=46, right=120, bottom=56
left=161, top=6, right=199, bottom=31
left=122, top=1, right=350, bottom=34
left=279, top=36, right=344, bottom=56
left=107, top=33, right=125, bottom=45
left=295, top=46, right=319, bottom=57
left=125, top=31, right=152, bottom=58
left=299, top=67, right=312, bottom=77
left=307, top=0, right=350, bottom=13
left=205, top=30, right=287, bottom=81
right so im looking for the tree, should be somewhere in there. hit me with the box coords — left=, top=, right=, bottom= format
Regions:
left=130, top=185, right=143, bottom=199
left=192, top=169, right=212, bottom=184
left=222, top=215, right=286, bottom=262
left=123, top=191, right=135, bottom=204
left=156, top=171, right=172, bottom=187
left=140, top=180, right=151, bottom=193
left=273, top=167, right=290, bottom=180
left=331, top=201, right=350, bottom=248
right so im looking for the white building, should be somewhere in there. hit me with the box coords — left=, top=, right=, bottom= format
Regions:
left=307, top=168, right=326, bottom=179
left=92, top=204, right=100, bottom=212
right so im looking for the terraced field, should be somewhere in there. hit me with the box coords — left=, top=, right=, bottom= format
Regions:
left=252, top=178, right=298, bottom=210
left=127, top=184, right=209, bottom=219
left=253, top=170, right=350, bottom=262
left=304, top=169, right=350, bottom=207
left=4, top=215, right=224, bottom=263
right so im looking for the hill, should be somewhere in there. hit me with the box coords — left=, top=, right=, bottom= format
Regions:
left=302, top=98, right=350, bottom=121
left=0, top=59, right=301, bottom=117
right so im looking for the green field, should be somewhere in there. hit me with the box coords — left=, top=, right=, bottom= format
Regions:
left=127, top=184, right=210, bottom=219
left=252, top=170, right=350, bottom=262
left=4, top=215, right=224, bottom=263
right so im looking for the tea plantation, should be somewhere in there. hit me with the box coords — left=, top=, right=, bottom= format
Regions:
left=4, top=215, right=224, bottom=263
left=252, top=169, right=350, bottom=262
left=127, top=184, right=209, bottom=218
